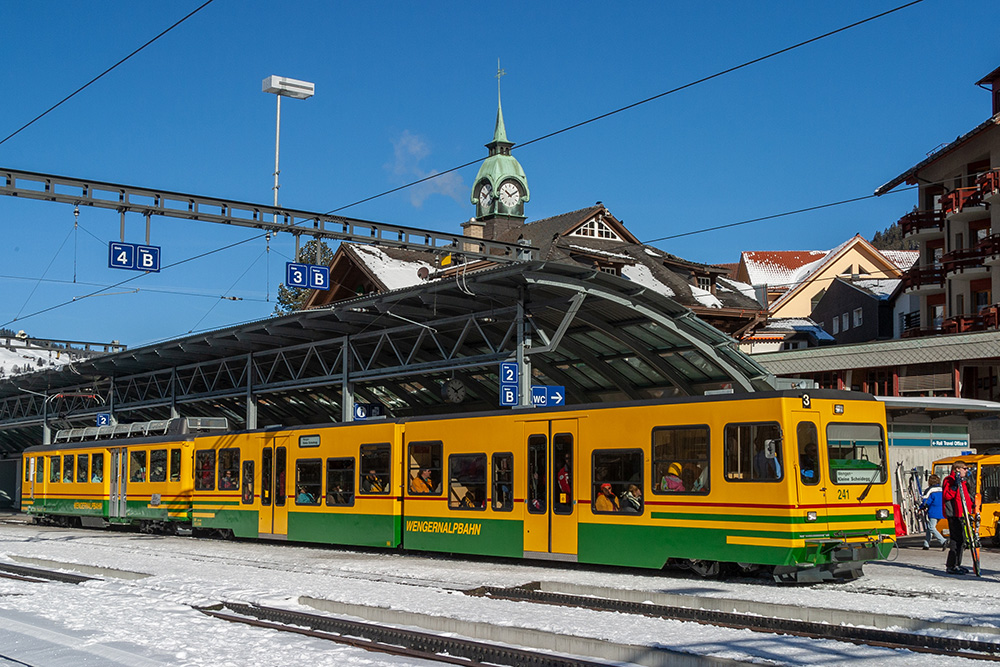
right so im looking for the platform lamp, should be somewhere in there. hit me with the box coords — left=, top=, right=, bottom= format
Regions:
left=262, top=75, right=315, bottom=260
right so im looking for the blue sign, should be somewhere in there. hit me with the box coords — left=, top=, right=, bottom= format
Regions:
left=500, top=362, right=518, bottom=385
left=286, top=262, right=309, bottom=288
left=353, top=403, right=383, bottom=420
left=308, top=265, right=330, bottom=290
left=136, top=245, right=161, bottom=272
left=108, top=242, right=161, bottom=272
left=531, top=385, right=566, bottom=407
left=96, top=413, right=112, bottom=427
left=109, top=242, right=136, bottom=270
left=500, top=384, right=518, bottom=407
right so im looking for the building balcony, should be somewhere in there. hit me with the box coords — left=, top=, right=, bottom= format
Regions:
left=898, top=209, right=945, bottom=241
left=941, top=187, right=986, bottom=222
left=901, top=265, right=945, bottom=294
left=942, top=245, right=992, bottom=279
left=978, top=169, right=1000, bottom=203
left=942, top=305, right=1000, bottom=334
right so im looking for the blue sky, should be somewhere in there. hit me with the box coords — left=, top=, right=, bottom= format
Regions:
left=1, top=1, right=997, bottom=347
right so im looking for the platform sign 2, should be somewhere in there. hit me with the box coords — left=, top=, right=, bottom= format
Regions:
left=96, top=413, right=112, bottom=427
left=499, top=362, right=519, bottom=407
left=108, top=242, right=161, bottom=272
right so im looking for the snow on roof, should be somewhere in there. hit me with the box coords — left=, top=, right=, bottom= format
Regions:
left=717, top=276, right=758, bottom=301
left=880, top=250, right=918, bottom=271
left=643, top=247, right=662, bottom=257
left=759, top=317, right=834, bottom=341
left=741, top=250, right=828, bottom=286
left=620, top=263, right=675, bottom=297
left=690, top=284, right=722, bottom=308
left=351, top=245, right=434, bottom=291
left=851, top=278, right=900, bottom=298
left=566, top=244, right=633, bottom=260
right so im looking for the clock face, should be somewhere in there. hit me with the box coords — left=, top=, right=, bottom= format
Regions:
left=443, top=378, right=466, bottom=403
left=478, top=182, right=493, bottom=209
left=498, top=182, right=520, bottom=208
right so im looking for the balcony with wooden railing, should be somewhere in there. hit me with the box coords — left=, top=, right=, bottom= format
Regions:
left=979, top=168, right=1000, bottom=201
left=898, top=209, right=945, bottom=239
left=941, top=187, right=985, bottom=221
left=942, top=244, right=992, bottom=277
left=943, top=305, right=1000, bottom=334
left=901, top=264, right=945, bottom=293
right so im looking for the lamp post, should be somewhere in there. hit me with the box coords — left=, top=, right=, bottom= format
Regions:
left=262, top=76, right=315, bottom=241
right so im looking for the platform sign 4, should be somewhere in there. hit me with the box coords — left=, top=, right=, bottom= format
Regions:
left=108, top=242, right=136, bottom=270
left=286, top=262, right=309, bottom=288
left=308, top=265, right=330, bottom=290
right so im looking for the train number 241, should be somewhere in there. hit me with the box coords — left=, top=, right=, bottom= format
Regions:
left=837, top=489, right=850, bottom=500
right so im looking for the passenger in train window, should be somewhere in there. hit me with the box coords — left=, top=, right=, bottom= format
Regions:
left=753, top=436, right=782, bottom=480
left=296, top=486, right=315, bottom=504
left=660, top=462, right=685, bottom=492
left=621, top=484, right=643, bottom=513
left=410, top=468, right=434, bottom=494
left=219, top=470, right=237, bottom=490
left=91, top=454, right=103, bottom=483
left=362, top=470, right=384, bottom=493
left=595, top=483, right=619, bottom=512
left=799, top=443, right=819, bottom=484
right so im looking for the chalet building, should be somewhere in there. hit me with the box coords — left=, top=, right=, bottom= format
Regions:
left=306, top=94, right=766, bottom=336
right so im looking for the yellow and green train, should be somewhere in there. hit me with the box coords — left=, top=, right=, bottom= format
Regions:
left=20, top=389, right=895, bottom=582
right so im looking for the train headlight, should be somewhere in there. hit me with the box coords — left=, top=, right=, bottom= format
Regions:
left=805, top=511, right=818, bottom=522
left=875, top=509, right=890, bottom=521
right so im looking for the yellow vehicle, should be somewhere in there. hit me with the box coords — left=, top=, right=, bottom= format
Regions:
left=22, top=390, right=895, bottom=582
left=932, top=451, right=1000, bottom=544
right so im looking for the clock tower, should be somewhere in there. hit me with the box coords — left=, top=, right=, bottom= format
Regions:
left=466, top=68, right=530, bottom=241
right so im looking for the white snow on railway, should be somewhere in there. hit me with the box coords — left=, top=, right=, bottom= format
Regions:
left=0, top=520, right=996, bottom=666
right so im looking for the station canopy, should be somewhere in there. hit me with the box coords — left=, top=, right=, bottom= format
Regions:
left=0, top=260, right=775, bottom=453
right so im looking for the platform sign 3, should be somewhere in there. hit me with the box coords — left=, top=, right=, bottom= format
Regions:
left=286, top=262, right=309, bottom=288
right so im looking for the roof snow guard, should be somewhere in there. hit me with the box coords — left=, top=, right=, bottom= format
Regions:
left=0, top=261, right=775, bottom=453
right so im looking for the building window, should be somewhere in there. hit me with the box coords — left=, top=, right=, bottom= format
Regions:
left=599, top=266, right=618, bottom=276
left=810, top=288, right=826, bottom=311
left=832, top=317, right=839, bottom=334
left=571, top=218, right=622, bottom=241
left=841, top=313, right=849, bottom=331
left=853, top=308, right=863, bottom=328
left=697, top=276, right=712, bottom=291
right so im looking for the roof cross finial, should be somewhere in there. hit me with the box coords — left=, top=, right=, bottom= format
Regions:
left=496, top=58, right=506, bottom=105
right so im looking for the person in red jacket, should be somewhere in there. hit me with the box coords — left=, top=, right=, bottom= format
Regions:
left=942, top=461, right=976, bottom=575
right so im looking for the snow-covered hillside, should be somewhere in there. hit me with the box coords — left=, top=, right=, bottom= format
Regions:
left=0, top=345, right=73, bottom=379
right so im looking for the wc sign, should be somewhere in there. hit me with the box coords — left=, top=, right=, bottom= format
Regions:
left=108, top=242, right=161, bottom=272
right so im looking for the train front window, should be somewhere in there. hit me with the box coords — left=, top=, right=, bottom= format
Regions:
left=826, top=423, right=886, bottom=485
left=981, top=464, right=1000, bottom=504
left=797, top=422, right=820, bottom=486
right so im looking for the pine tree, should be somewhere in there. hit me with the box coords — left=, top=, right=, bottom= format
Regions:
left=274, top=240, right=336, bottom=314
left=871, top=222, right=917, bottom=251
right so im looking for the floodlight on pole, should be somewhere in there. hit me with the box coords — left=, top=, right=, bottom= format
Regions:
left=263, top=75, right=315, bottom=249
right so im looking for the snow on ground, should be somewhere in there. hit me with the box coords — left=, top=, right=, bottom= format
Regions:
left=0, top=520, right=997, bottom=666
left=0, top=345, right=72, bottom=378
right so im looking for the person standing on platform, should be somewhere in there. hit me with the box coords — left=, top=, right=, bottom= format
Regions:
left=942, top=462, right=976, bottom=574
left=920, top=474, right=946, bottom=550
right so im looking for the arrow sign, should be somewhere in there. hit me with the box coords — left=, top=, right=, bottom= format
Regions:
left=547, top=386, right=565, bottom=406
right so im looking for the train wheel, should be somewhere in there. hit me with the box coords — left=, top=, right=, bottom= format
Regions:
left=689, top=560, right=720, bottom=577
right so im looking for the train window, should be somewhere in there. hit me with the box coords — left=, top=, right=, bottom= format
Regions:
left=24, top=457, right=31, bottom=482
left=360, top=444, right=390, bottom=494
left=76, top=454, right=89, bottom=483
left=592, top=449, right=644, bottom=514
left=492, top=453, right=514, bottom=512
left=326, top=458, right=355, bottom=506
left=37, top=457, right=44, bottom=483
left=241, top=461, right=255, bottom=504
left=169, top=449, right=181, bottom=482
left=826, top=423, right=886, bottom=485
left=448, top=453, right=486, bottom=511
left=130, top=451, right=147, bottom=483
left=299, top=434, right=320, bottom=448
left=63, top=455, right=74, bottom=483
left=724, top=423, right=783, bottom=482
left=295, top=459, right=322, bottom=505
left=553, top=434, right=573, bottom=515
left=91, top=453, right=103, bottom=483
left=527, top=435, right=547, bottom=513
left=219, top=448, right=240, bottom=490
left=50, top=456, right=60, bottom=483
left=150, top=450, right=167, bottom=483
left=275, top=447, right=287, bottom=507
left=408, top=441, right=442, bottom=495
left=797, top=423, right=820, bottom=486
left=261, top=448, right=273, bottom=506
left=652, top=426, right=710, bottom=494
left=195, top=450, right=215, bottom=490
left=982, top=465, right=1000, bottom=505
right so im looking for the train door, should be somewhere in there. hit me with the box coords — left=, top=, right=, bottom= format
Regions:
left=258, top=435, right=289, bottom=538
left=109, top=447, right=128, bottom=521
left=792, top=414, right=829, bottom=531
left=522, top=419, right=579, bottom=559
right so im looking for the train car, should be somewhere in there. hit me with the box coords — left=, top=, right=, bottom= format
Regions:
left=20, top=390, right=895, bottom=582
left=931, top=451, right=1000, bottom=544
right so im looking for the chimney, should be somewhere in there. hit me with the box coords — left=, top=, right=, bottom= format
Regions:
left=461, top=217, right=485, bottom=253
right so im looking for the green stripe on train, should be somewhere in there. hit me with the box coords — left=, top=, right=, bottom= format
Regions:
left=651, top=511, right=894, bottom=525
left=578, top=523, right=892, bottom=568
left=288, top=512, right=403, bottom=548
left=401, top=515, right=522, bottom=558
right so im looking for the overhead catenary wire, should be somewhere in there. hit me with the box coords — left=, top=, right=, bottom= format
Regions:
left=324, top=0, right=925, bottom=215
left=0, top=0, right=216, bottom=147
